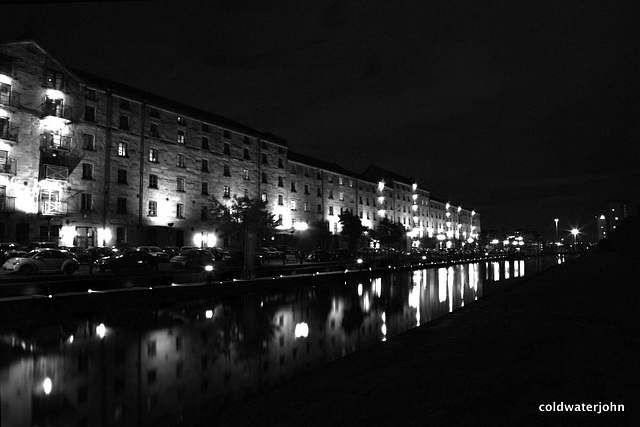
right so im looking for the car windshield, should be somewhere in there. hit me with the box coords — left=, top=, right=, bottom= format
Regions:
left=148, top=247, right=162, bottom=252
left=24, top=251, right=40, bottom=258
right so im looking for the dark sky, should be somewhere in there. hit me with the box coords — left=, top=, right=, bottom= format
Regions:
left=2, top=0, right=638, bottom=241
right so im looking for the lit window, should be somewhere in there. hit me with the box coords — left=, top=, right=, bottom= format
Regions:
left=117, top=142, right=128, bottom=157
left=339, top=177, right=344, bottom=185
left=177, top=154, right=185, bottom=168
left=339, top=192, right=344, bottom=201
left=149, top=148, right=159, bottom=163
left=177, top=116, right=185, bottom=125
left=177, top=130, right=185, bottom=144
left=223, top=186, right=231, bottom=198
left=148, top=201, right=157, bottom=216
left=243, top=169, right=249, bottom=180
left=304, top=202, right=310, bottom=212
left=291, top=200, right=297, bottom=211
left=261, top=193, right=267, bottom=203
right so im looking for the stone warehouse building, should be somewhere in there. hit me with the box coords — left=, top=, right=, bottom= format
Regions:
left=0, top=41, right=480, bottom=250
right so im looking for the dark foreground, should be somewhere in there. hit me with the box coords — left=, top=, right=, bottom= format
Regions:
left=214, top=251, right=639, bottom=426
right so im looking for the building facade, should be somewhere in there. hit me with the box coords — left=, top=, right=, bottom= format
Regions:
left=0, top=41, right=479, bottom=250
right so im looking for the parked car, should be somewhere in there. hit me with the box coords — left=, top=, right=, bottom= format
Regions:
left=333, top=249, right=354, bottom=261
left=162, top=246, right=181, bottom=258
left=170, top=249, right=214, bottom=269
left=268, top=247, right=284, bottom=259
left=0, top=242, right=26, bottom=263
left=306, top=250, right=332, bottom=262
left=2, top=248, right=79, bottom=275
left=258, top=247, right=277, bottom=260
left=208, top=247, right=231, bottom=262
left=64, top=246, right=96, bottom=264
left=27, top=241, right=59, bottom=251
left=94, top=250, right=158, bottom=272
left=86, top=247, right=114, bottom=260
left=137, top=246, right=171, bottom=262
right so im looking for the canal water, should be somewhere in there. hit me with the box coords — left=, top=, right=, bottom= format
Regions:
left=0, top=255, right=567, bottom=426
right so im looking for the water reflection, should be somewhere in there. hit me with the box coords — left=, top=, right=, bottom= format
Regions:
left=0, top=257, right=564, bottom=426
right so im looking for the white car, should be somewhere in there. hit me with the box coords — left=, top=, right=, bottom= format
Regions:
left=2, top=248, right=80, bottom=275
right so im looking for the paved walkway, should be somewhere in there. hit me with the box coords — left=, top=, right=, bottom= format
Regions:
left=213, top=251, right=639, bottom=426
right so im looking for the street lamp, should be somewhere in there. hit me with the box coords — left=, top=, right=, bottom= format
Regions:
left=571, top=228, right=579, bottom=250
left=554, top=218, right=559, bottom=246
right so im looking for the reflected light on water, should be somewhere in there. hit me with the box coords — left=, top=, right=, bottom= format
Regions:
left=373, top=278, right=382, bottom=297
left=358, top=283, right=363, bottom=296
left=43, top=377, right=52, bottom=395
left=438, top=268, right=447, bottom=303
left=294, top=323, right=309, bottom=339
left=448, top=267, right=454, bottom=313
left=493, top=262, right=500, bottom=281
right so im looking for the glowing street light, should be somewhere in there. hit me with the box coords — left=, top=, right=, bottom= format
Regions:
left=554, top=218, right=559, bottom=245
left=571, top=228, right=579, bottom=250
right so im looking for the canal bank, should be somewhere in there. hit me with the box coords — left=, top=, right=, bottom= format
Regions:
left=214, top=250, right=639, bottom=426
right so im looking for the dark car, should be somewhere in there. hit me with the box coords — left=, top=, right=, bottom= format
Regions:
left=306, top=250, right=332, bottom=262
left=64, top=247, right=96, bottom=264
left=162, top=246, right=181, bottom=258
left=94, top=250, right=159, bottom=272
left=0, top=242, right=26, bottom=263
left=170, top=249, right=214, bottom=269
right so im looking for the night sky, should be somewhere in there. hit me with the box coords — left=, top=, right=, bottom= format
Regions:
left=2, top=1, right=638, bottom=241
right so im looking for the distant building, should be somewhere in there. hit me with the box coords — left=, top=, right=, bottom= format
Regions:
left=0, top=40, right=480, bottom=250
left=597, top=200, right=632, bottom=241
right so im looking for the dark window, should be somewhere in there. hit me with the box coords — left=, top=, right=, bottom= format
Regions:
left=149, top=174, right=158, bottom=189
left=201, top=182, right=208, bottom=195
left=202, top=123, right=209, bottom=132
left=120, top=99, right=130, bottom=110
left=177, top=116, right=186, bottom=125
left=119, top=115, right=129, bottom=130
left=84, top=88, right=96, bottom=100
left=290, top=182, right=297, bottom=192
left=243, top=148, right=250, bottom=160
left=201, top=159, right=209, bottom=172
left=84, top=105, right=96, bottom=122
left=261, top=154, right=268, bottom=165
left=200, top=206, right=208, bottom=220
left=243, top=136, right=251, bottom=145
left=82, top=163, right=93, bottom=180
left=117, top=169, right=127, bottom=184
left=149, top=123, right=159, bottom=138
left=177, top=203, right=185, bottom=218
left=278, top=158, right=284, bottom=168
left=224, top=143, right=230, bottom=155
left=177, top=178, right=185, bottom=192
left=261, top=172, right=267, bottom=183
left=116, top=198, right=127, bottom=214
left=261, top=140, right=268, bottom=149
left=0, top=53, right=13, bottom=75
left=82, top=134, right=95, bottom=150
left=278, top=176, right=284, bottom=187
left=223, top=165, right=230, bottom=176
left=223, top=130, right=231, bottom=139
left=149, top=108, right=159, bottom=118
left=201, top=136, right=209, bottom=149
left=81, top=193, right=92, bottom=211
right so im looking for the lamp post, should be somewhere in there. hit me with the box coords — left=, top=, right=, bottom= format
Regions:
left=554, top=218, right=559, bottom=247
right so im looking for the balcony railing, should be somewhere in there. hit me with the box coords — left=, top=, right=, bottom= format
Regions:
left=41, top=133, right=72, bottom=151
left=0, top=91, right=20, bottom=108
left=0, top=123, right=19, bottom=142
left=40, top=200, right=67, bottom=216
left=0, top=157, right=16, bottom=175
left=41, top=102, right=73, bottom=120
left=0, top=196, right=16, bottom=214
left=42, top=164, right=69, bottom=181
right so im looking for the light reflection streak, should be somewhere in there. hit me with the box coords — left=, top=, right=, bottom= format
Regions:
left=438, top=268, right=447, bottom=303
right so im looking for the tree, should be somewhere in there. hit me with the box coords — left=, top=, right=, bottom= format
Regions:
left=307, top=220, right=332, bottom=250
left=209, top=196, right=277, bottom=277
left=338, top=211, right=367, bottom=251
left=373, top=217, right=406, bottom=250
